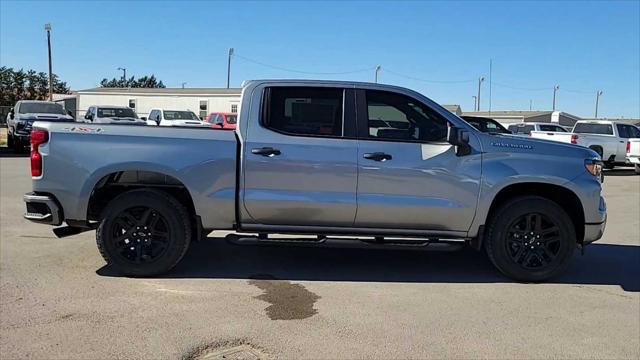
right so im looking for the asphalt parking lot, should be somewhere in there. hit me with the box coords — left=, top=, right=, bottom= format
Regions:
left=1, top=148, right=639, bottom=359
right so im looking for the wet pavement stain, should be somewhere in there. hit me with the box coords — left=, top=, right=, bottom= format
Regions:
left=248, top=274, right=320, bottom=320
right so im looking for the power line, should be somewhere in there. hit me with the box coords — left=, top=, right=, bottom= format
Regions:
left=383, top=68, right=476, bottom=84
left=491, top=81, right=549, bottom=92
left=233, top=53, right=375, bottom=75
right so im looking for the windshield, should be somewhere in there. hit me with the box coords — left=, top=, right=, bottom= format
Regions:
left=573, top=123, right=613, bottom=135
left=226, top=115, right=237, bottom=124
left=97, top=108, right=138, bottom=119
left=164, top=111, right=199, bottom=120
left=484, top=119, right=510, bottom=134
left=19, top=102, right=65, bottom=115
left=508, top=124, right=535, bottom=135
left=539, top=124, right=567, bottom=132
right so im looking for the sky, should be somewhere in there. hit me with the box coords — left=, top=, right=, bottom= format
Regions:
left=1, top=0, right=639, bottom=118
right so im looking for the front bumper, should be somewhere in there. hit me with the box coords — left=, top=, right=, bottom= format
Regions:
left=24, top=193, right=63, bottom=226
left=583, top=196, right=607, bottom=244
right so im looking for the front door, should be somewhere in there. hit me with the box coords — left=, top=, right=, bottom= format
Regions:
left=241, top=86, right=358, bottom=227
left=354, top=89, right=482, bottom=232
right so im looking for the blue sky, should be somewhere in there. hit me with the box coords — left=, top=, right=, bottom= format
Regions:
left=1, top=0, right=639, bottom=118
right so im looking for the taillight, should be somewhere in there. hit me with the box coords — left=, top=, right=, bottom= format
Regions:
left=571, top=134, right=579, bottom=144
left=627, top=141, right=631, bottom=154
left=30, top=129, right=48, bottom=177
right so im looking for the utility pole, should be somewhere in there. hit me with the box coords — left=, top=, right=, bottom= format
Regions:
left=227, top=48, right=234, bottom=88
left=117, top=67, right=127, bottom=82
left=472, top=96, right=477, bottom=112
left=529, top=99, right=533, bottom=111
left=595, top=90, right=603, bottom=118
left=477, top=77, right=485, bottom=111
left=44, top=23, right=53, bottom=101
left=552, top=85, right=559, bottom=111
left=181, top=82, right=187, bottom=89
left=374, top=65, right=381, bottom=83
left=489, top=59, right=492, bottom=113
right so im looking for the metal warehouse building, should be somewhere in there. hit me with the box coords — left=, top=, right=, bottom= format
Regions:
left=71, top=87, right=242, bottom=120
left=460, top=110, right=583, bottom=127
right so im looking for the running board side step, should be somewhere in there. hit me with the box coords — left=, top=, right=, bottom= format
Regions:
left=225, top=234, right=465, bottom=252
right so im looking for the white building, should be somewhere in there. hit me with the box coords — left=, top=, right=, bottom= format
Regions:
left=74, top=87, right=242, bottom=120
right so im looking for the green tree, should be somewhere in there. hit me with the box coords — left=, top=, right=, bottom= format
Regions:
left=0, top=67, right=70, bottom=105
left=100, top=74, right=166, bottom=88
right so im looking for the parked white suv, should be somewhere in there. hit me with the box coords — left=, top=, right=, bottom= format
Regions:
left=146, top=109, right=209, bottom=127
left=507, top=122, right=569, bottom=136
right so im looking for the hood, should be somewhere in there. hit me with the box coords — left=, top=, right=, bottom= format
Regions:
left=481, top=133, right=599, bottom=159
left=170, top=120, right=210, bottom=127
left=99, top=117, right=146, bottom=125
left=18, top=113, right=74, bottom=122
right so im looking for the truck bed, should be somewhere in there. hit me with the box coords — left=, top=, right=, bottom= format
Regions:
left=31, top=122, right=238, bottom=229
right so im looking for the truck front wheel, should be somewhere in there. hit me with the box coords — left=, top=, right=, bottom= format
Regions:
left=96, top=189, right=192, bottom=276
left=484, top=196, right=576, bottom=282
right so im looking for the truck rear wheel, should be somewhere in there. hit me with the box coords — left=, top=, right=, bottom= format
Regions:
left=96, top=189, right=191, bottom=276
left=484, top=196, right=576, bottom=282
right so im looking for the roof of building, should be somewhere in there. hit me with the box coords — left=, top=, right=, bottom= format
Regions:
left=442, top=104, right=462, bottom=113
left=461, top=110, right=582, bottom=120
left=77, top=87, right=242, bottom=95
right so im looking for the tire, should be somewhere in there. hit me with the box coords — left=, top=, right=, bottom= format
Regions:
left=7, top=132, right=14, bottom=148
left=484, top=196, right=576, bottom=282
left=589, top=146, right=603, bottom=158
left=635, top=164, right=640, bottom=175
left=96, top=189, right=192, bottom=276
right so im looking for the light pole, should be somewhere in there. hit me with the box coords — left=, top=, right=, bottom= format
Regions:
left=476, top=77, right=484, bottom=111
left=374, top=65, right=381, bottom=83
left=472, top=96, right=477, bottom=112
left=181, top=82, right=187, bottom=89
left=227, top=48, right=234, bottom=88
left=595, top=90, right=603, bottom=118
left=552, top=85, right=559, bottom=111
left=530, top=99, right=533, bottom=111
left=44, top=23, right=53, bottom=101
left=117, top=67, right=127, bottom=82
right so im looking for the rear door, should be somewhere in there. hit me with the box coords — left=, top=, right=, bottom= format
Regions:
left=241, top=86, right=359, bottom=227
left=353, top=89, right=481, bottom=231
left=615, top=124, right=630, bottom=161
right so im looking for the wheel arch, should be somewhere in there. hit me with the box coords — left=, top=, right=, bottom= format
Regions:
left=482, top=182, right=585, bottom=246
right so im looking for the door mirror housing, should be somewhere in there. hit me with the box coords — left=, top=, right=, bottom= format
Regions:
left=9, top=109, right=14, bottom=120
left=140, top=116, right=147, bottom=120
left=84, top=113, right=93, bottom=121
left=447, top=126, right=471, bottom=156
left=215, top=118, right=224, bottom=126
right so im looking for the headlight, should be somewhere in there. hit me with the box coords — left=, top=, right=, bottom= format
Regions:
left=585, top=158, right=603, bottom=177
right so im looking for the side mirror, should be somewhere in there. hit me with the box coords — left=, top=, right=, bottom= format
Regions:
left=215, top=118, right=224, bottom=126
left=9, top=109, right=14, bottom=120
left=447, top=126, right=471, bottom=156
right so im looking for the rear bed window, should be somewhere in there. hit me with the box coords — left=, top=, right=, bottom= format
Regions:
left=573, top=123, right=613, bottom=135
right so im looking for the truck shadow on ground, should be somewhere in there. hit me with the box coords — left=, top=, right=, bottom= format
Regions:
left=97, top=238, right=640, bottom=292
left=604, top=168, right=638, bottom=177
left=0, top=147, right=28, bottom=158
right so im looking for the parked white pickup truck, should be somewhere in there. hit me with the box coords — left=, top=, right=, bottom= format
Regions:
left=627, top=138, right=640, bottom=174
left=532, top=120, right=640, bottom=169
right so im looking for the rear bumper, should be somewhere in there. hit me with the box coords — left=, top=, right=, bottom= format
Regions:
left=627, top=156, right=640, bottom=165
left=23, top=192, right=63, bottom=226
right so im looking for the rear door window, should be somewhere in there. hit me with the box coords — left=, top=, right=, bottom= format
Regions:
left=573, top=123, right=614, bottom=135
left=263, top=87, right=344, bottom=137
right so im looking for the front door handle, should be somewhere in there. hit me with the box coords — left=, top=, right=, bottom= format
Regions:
left=363, top=152, right=392, bottom=161
left=251, top=147, right=281, bottom=157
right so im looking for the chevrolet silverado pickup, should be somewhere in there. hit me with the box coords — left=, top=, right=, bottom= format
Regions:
left=23, top=80, right=607, bottom=282
left=6, top=100, right=75, bottom=151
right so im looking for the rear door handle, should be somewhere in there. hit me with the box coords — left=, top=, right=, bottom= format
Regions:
left=363, top=152, right=392, bottom=161
left=251, top=147, right=281, bottom=157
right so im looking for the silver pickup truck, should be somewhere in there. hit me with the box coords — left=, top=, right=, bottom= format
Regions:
left=23, top=80, right=607, bottom=282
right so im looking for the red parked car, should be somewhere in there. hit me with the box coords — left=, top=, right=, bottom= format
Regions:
left=205, top=112, right=237, bottom=130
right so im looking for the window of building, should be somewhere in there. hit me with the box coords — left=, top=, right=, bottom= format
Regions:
left=231, top=104, right=238, bottom=113
left=364, top=90, right=447, bottom=142
left=263, top=87, right=343, bottom=137
left=199, top=100, right=208, bottom=120
left=128, top=99, right=136, bottom=109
